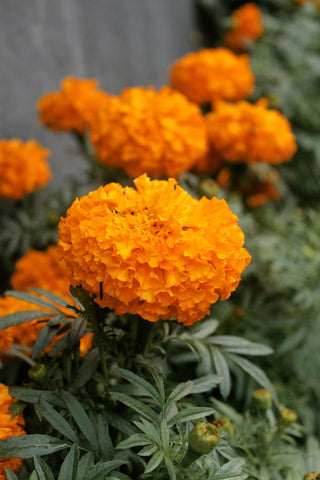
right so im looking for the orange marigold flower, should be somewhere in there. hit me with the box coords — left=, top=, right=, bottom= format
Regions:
left=224, top=3, right=264, bottom=52
left=58, top=174, right=251, bottom=326
left=205, top=99, right=297, bottom=164
left=8, top=246, right=92, bottom=355
left=169, top=48, right=254, bottom=104
left=37, top=77, right=111, bottom=134
left=0, top=139, right=51, bottom=201
left=0, top=383, right=25, bottom=479
left=89, top=86, right=208, bottom=178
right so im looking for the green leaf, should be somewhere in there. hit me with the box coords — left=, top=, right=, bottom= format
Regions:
left=30, top=287, right=72, bottom=309
left=110, top=391, right=159, bottom=424
left=9, top=387, right=65, bottom=408
left=212, top=347, right=231, bottom=400
left=306, top=435, right=320, bottom=471
left=62, top=391, right=99, bottom=451
left=191, top=375, right=221, bottom=394
left=193, top=318, right=220, bottom=339
left=0, top=434, right=69, bottom=458
left=133, top=419, right=161, bottom=446
left=104, top=412, right=137, bottom=436
left=36, top=399, right=80, bottom=444
left=164, top=457, right=176, bottom=480
left=144, top=449, right=164, bottom=474
left=138, top=444, right=158, bottom=456
left=211, top=458, right=247, bottom=479
left=228, top=354, right=279, bottom=407
left=0, top=311, right=53, bottom=330
left=4, top=290, right=62, bottom=313
left=115, top=367, right=161, bottom=404
left=168, top=406, right=215, bottom=426
left=116, top=433, right=153, bottom=449
left=74, top=348, right=100, bottom=388
left=165, top=381, right=194, bottom=408
left=3, top=468, right=19, bottom=480
left=76, top=452, right=95, bottom=480
left=210, top=336, right=273, bottom=356
left=160, top=419, right=169, bottom=452
left=32, top=320, right=61, bottom=358
left=34, top=455, right=55, bottom=480
left=58, top=444, right=79, bottom=480
left=97, top=414, right=113, bottom=461
left=86, top=460, right=127, bottom=480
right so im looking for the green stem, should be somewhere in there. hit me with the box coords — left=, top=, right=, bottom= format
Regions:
left=87, top=303, right=109, bottom=387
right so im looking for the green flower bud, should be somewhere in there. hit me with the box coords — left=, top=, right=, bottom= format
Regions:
left=28, top=363, right=47, bottom=382
left=181, top=422, right=221, bottom=468
left=303, top=473, right=320, bottom=480
left=279, top=408, right=297, bottom=427
left=213, top=418, right=234, bottom=438
left=252, top=389, right=272, bottom=410
left=199, top=179, right=220, bottom=199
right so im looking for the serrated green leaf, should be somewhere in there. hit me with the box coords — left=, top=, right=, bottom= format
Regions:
left=228, top=354, right=279, bottom=407
left=168, top=406, right=215, bottom=426
left=32, top=321, right=61, bottom=358
left=62, top=391, right=99, bottom=452
left=0, top=434, right=69, bottom=458
left=74, top=348, right=100, bottom=388
left=86, top=460, right=127, bottom=480
left=3, top=468, right=19, bottom=480
left=211, top=458, right=247, bottom=479
left=104, top=412, right=137, bottom=436
left=133, top=419, right=161, bottom=446
left=164, top=457, right=176, bottom=480
left=116, top=433, right=153, bottom=449
left=138, top=444, right=158, bottom=456
left=4, top=290, right=62, bottom=313
left=165, top=381, right=194, bottom=408
left=97, top=414, right=113, bottom=461
left=58, top=444, right=79, bottom=480
left=110, top=392, right=158, bottom=424
left=34, top=455, right=55, bottom=480
left=29, top=288, right=72, bottom=309
left=36, top=399, right=79, bottom=444
left=115, top=367, right=161, bottom=404
left=9, top=387, right=65, bottom=408
left=160, top=419, right=169, bottom=452
left=191, top=375, right=221, bottom=394
left=193, top=318, right=220, bottom=339
left=0, top=310, right=53, bottom=330
left=76, top=452, right=95, bottom=480
left=212, top=347, right=231, bottom=400
left=144, top=449, right=164, bottom=474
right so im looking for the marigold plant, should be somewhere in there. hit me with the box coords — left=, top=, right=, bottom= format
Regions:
left=0, top=139, right=51, bottom=201
left=58, top=174, right=251, bottom=325
left=89, top=86, right=208, bottom=178
left=205, top=99, right=297, bottom=164
left=37, top=77, right=111, bottom=134
left=0, top=383, right=25, bottom=479
left=224, top=3, right=265, bottom=52
left=169, top=48, right=254, bottom=104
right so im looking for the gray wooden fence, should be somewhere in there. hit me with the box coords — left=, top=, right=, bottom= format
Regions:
left=0, top=0, right=196, bottom=185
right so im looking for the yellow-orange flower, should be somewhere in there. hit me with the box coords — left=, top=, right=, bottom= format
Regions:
left=58, top=174, right=251, bottom=326
left=205, top=99, right=297, bottom=164
left=169, top=48, right=254, bottom=104
left=224, top=3, right=264, bottom=52
left=89, top=86, right=208, bottom=178
left=0, top=383, right=25, bottom=479
left=0, top=139, right=51, bottom=201
left=37, top=77, right=111, bottom=134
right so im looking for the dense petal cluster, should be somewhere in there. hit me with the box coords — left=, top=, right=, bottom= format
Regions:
left=89, top=86, right=208, bottom=178
left=205, top=99, right=297, bottom=164
left=58, top=174, right=251, bottom=325
left=0, top=383, right=25, bottom=479
left=37, top=77, right=111, bottom=133
left=169, top=48, right=254, bottom=104
left=0, top=139, right=51, bottom=201
left=224, top=3, right=264, bottom=52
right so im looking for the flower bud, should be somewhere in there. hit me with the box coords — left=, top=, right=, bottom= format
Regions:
left=303, top=473, right=320, bottom=480
left=28, top=363, right=47, bottom=382
left=252, top=389, right=272, bottom=410
left=199, top=179, right=220, bottom=199
left=213, top=418, right=234, bottom=438
left=181, top=422, right=220, bottom=468
left=279, top=408, right=297, bottom=427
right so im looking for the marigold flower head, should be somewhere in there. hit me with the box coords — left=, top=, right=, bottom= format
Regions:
left=205, top=99, right=297, bottom=164
left=169, top=48, right=254, bottom=104
left=224, top=3, right=264, bottom=52
left=0, top=139, right=51, bottom=201
left=58, top=174, right=251, bottom=326
left=37, top=77, right=111, bottom=134
left=0, top=383, right=25, bottom=479
left=89, top=86, right=208, bottom=178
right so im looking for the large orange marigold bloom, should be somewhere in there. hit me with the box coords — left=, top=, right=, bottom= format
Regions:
left=89, top=86, right=208, bottom=178
left=169, top=48, right=254, bottom=104
left=0, top=139, right=51, bottom=201
left=58, top=174, right=251, bottom=326
left=224, top=3, right=264, bottom=52
left=0, top=383, right=25, bottom=479
left=205, top=99, right=297, bottom=164
left=37, top=77, right=111, bottom=134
